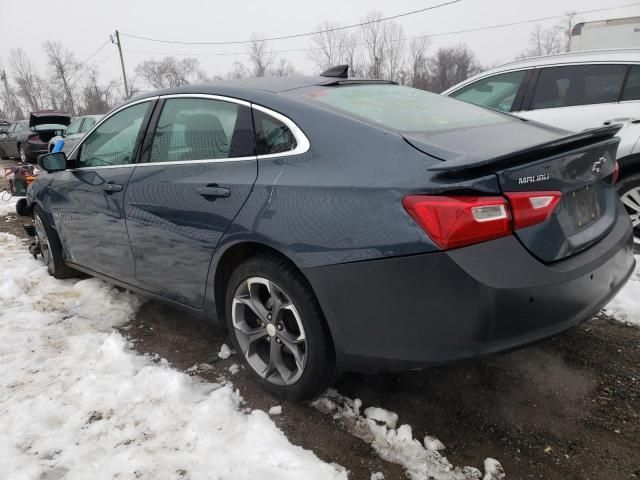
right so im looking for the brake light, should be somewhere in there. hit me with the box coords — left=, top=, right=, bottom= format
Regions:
left=402, top=196, right=511, bottom=250
left=612, top=161, right=619, bottom=185
left=504, top=191, right=562, bottom=230
left=27, top=133, right=40, bottom=142
left=403, top=191, right=563, bottom=250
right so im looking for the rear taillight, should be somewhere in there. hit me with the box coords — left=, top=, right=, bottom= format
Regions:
left=27, top=133, right=39, bottom=142
left=403, top=191, right=563, bottom=250
left=504, top=191, right=562, bottom=230
left=612, top=161, right=619, bottom=185
left=402, top=196, right=511, bottom=250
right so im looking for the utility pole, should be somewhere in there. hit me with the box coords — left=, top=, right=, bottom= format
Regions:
left=112, top=30, right=129, bottom=98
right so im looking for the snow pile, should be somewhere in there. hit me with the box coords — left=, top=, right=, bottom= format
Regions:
left=313, top=390, right=502, bottom=480
left=0, top=195, right=18, bottom=216
left=0, top=232, right=346, bottom=480
left=606, top=255, right=640, bottom=327
left=218, top=342, right=233, bottom=359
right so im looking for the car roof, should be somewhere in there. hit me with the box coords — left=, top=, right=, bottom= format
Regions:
left=129, top=76, right=395, bottom=104
left=497, top=48, right=640, bottom=70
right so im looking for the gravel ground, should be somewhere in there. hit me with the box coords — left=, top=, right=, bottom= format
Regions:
left=2, top=162, right=638, bottom=479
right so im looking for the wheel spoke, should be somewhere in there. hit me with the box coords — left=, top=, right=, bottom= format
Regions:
left=278, top=333, right=305, bottom=371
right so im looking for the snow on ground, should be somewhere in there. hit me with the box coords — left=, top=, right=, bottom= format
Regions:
left=0, top=195, right=18, bottom=216
left=605, top=255, right=640, bottom=327
left=312, top=390, right=503, bottom=480
left=0, top=232, right=347, bottom=480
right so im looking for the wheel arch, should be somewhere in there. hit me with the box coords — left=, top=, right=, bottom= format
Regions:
left=210, top=240, right=327, bottom=335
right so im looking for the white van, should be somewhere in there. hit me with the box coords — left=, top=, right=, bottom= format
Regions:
left=443, top=49, right=640, bottom=242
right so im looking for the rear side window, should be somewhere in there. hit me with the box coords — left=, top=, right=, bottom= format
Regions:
left=253, top=110, right=297, bottom=155
left=622, top=65, right=640, bottom=101
left=450, top=70, right=527, bottom=112
left=150, top=98, right=254, bottom=162
left=302, top=84, right=509, bottom=133
left=531, top=64, right=627, bottom=110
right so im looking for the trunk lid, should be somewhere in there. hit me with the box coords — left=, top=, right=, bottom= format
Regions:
left=29, top=110, right=71, bottom=128
left=407, top=124, right=622, bottom=262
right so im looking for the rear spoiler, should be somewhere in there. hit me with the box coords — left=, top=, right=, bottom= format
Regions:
left=427, top=124, right=622, bottom=173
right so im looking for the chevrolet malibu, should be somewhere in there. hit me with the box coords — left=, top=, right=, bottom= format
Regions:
left=26, top=67, right=634, bottom=399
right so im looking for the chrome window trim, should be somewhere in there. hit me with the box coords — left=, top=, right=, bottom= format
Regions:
left=252, top=103, right=310, bottom=159
left=159, top=93, right=251, bottom=107
left=135, top=156, right=255, bottom=167
left=68, top=97, right=159, bottom=169
left=67, top=93, right=311, bottom=170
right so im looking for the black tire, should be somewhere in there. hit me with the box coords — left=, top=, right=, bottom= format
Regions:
left=225, top=254, right=335, bottom=401
left=616, top=172, right=640, bottom=251
left=33, top=205, right=78, bottom=279
left=0, top=147, right=7, bottom=160
left=18, top=145, right=26, bottom=163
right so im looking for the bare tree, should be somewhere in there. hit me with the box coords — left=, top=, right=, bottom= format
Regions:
left=383, top=21, right=405, bottom=82
left=270, top=58, right=297, bottom=77
left=246, top=35, right=275, bottom=77
left=342, top=31, right=364, bottom=77
left=80, top=68, right=117, bottom=114
left=43, top=41, right=82, bottom=115
left=10, top=48, right=46, bottom=112
left=560, top=11, right=578, bottom=52
left=427, top=44, right=480, bottom=92
left=361, top=12, right=386, bottom=79
left=308, top=22, right=351, bottom=71
left=135, top=57, right=206, bottom=89
left=408, top=37, right=431, bottom=89
left=0, top=65, right=24, bottom=120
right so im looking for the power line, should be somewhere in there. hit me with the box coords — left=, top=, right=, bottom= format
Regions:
left=119, top=0, right=463, bottom=45
left=118, top=1, right=640, bottom=58
left=78, top=39, right=110, bottom=66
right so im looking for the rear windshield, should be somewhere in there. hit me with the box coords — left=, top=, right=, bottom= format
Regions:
left=300, top=84, right=511, bottom=133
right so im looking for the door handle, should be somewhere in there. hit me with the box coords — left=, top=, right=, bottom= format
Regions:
left=102, top=183, right=123, bottom=193
left=197, top=186, right=230, bottom=198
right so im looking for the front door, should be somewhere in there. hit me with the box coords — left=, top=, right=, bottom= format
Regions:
left=51, top=100, right=154, bottom=281
left=125, top=96, right=257, bottom=307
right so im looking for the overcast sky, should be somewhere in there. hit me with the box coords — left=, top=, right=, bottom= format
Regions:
left=0, top=0, right=638, bottom=88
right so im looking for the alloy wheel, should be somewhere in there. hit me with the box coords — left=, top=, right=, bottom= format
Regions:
left=232, top=277, right=307, bottom=386
left=621, top=186, right=640, bottom=244
left=19, top=146, right=26, bottom=163
left=34, top=215, right=52, bottom=267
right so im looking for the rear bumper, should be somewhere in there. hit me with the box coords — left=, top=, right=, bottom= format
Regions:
left=304, top=207, right=635, bottom=372
left=24, top=142, right=47, bottom=163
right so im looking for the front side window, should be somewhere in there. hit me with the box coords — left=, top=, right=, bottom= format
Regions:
left=450, top=70, right=527, bottom=112
left=77, top=102, right=149, bottom=168
left=301, top=84, right=510, bottom=133
left=82, top=117, right=97, bottom=132
left=253, top=110, right=297, bottom=155
left=622, top=65, right=640, bottom=101
left=150, top=98, right=254, bottom=162
left=531, top=64, right=627, bottom=110
left=65, top=119, right=83, bottom=135
left=7, top=123, right=16, bottom=133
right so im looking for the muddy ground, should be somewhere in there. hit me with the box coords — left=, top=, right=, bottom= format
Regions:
left=1, top=163, right=639, bottom=479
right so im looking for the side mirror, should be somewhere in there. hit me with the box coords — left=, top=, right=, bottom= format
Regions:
left=38, top=152, right=67, bottom=173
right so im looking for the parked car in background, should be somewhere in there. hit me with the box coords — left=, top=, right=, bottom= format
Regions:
left=442, top=49, right=640, bottom=241
left=24, top=71, right=633, bottom=399
left=0, top=118, right=10, bottom=129
left=0, top=111, right=71, bottom=163
left=47, top=114, right=103, bottom=154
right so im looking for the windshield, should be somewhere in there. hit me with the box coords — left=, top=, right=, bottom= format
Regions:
left=300, top=84, right=512, bottom=133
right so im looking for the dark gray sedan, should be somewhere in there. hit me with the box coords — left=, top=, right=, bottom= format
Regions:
left=25, top=68, right=634, bottom=399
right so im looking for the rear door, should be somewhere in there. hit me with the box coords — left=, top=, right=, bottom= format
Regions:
left=518, top=63, right=634, bottom=132
left=125, top=95, right=257, bottom=307
left=51, top=100, right=154, bottom=281
left=1, top=123, right=17, bottom=156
